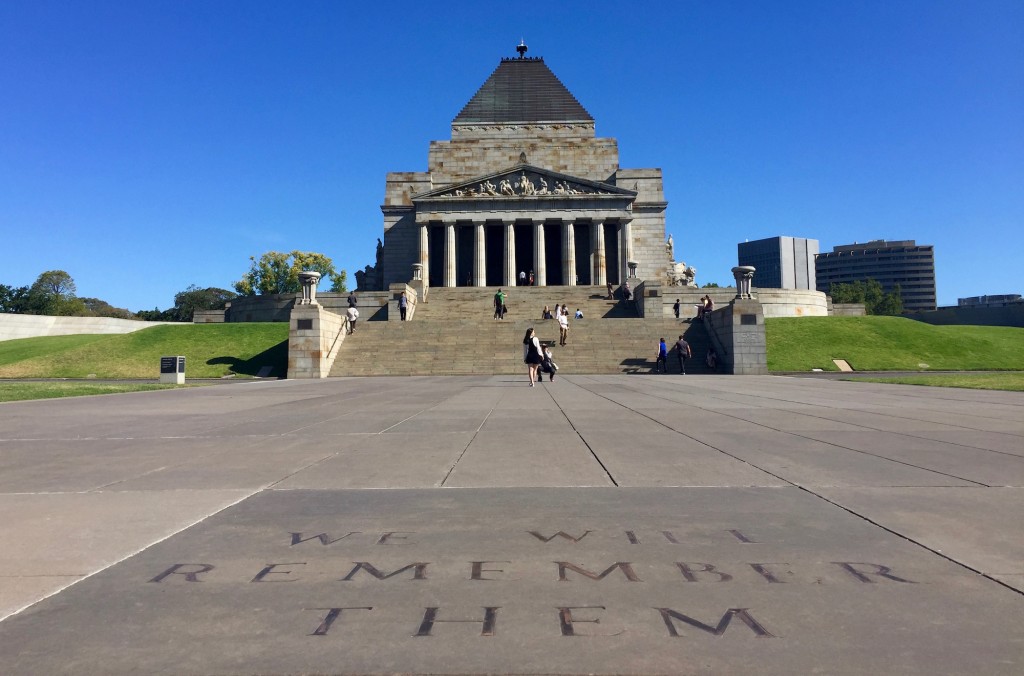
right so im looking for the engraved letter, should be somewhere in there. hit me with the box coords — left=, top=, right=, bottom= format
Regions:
left=558, top=606, right=622, bottom=637
left=290, top=532, right=360, bottom=546
left=832, top=562, right=916, bottom=583
left=625, top=531, right=641, bottom=544
left=656, top=607, right=776, bottom=638
left=727, top=529, right=757, bottom=543
left=307, top=607, right=372, bottom=636
left=377, top=531, right=416, bottom=545
left=748, top=563, right=789, bottom=583
left=415, top=607, right=499, bottom=637
left=661, top=530, right=681, bottom=544
left=251, top=562, right=306, bottom=582
left=148, top=563, right=214, bottom=583
left=470, top=561, right=511, bottom=581
left=529, top=530, right=592, bottom=543
left=675, top=562, right=733, bottom=582
left=557, top=562, right=640, bottom=582
left=340, top=562, right=429, bottom=581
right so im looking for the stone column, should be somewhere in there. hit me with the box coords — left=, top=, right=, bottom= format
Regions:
left=534, top=221, right=546, bottom=286
left=620, top=220, right=634, bottom=281
left=444, top=222, right=456, bottom=288
left=474, top=221, right=486, bottom=287
left=419, top=224, right=429, bottom=286
left=592, top=220, right=606, bottom=287
left=503, top=220, right=517, bottom=287
left=562, top=219, right=576, bottom=286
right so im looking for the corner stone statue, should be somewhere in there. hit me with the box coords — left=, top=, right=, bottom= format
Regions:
left=666, top=233, right=674, bottom=259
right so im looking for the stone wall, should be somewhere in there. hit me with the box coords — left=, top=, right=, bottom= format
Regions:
left=906, top=304, right=1024, bottom=328
left=0, top=314, right=176, bottom=342
left=703, top=300, right=768, bottom=375
left=832, top=303, right=867, bottom=317
left=287, top=304, right=347, bottom=379
left=225, top=295, right=294, bottom=323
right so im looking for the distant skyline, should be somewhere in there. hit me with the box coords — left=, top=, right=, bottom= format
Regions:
left=1, top=1, right=1021, bottom=311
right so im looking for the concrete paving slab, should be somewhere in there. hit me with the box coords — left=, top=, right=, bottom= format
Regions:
left=0, top=489, right=251, bottom=620
left=1, top=488, right=1022, bottom=675
left=815, top=486, right=1024, bottom=580
left=799, top=431, right=1024, bottom=486
left=1, top=375, right=1022, bottom=674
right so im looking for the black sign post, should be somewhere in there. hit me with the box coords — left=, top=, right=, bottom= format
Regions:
left=159, top=356, right=186, bottom=384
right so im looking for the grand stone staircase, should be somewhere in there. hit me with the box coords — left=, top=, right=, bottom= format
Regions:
left=329, top=286, right=715, bottom=377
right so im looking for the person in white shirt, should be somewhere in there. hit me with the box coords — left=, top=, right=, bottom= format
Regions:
left=574, top=308, right=583, bottom=319
left=557, top=310, right=569, bottom=346
left=346, top=306, right=359, bottom=334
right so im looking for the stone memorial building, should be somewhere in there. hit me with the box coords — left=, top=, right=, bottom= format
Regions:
left=374, top=44, right=669, bottom=290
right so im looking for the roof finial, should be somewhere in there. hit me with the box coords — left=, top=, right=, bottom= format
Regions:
left=516, top=39, right=528, bottom=59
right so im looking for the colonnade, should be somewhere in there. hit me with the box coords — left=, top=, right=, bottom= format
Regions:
left=418, top=218, right=632, bottom=288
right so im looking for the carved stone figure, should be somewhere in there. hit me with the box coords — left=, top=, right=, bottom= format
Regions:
left=668, top=261, right=697, bottom=287
left=516, top=172, right=535, bottom=195
left=499, top=179, right=515, bottom=195
left=536, top=177, right=549, bottom=195
left=666, top=234, right=674, bottom=258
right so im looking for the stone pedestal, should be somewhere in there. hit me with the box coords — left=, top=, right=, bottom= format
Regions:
left=704, top=299, right=768, bottom=375
left=732, top=266, right=756, bottom=299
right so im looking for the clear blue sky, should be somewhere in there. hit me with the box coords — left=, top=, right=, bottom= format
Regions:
left=2, top=0, right=1021, bottom=310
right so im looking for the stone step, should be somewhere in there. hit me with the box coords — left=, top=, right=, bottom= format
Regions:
left=331, top=315, right=713, bottom=376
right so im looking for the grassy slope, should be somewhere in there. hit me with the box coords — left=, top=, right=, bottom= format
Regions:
left=766, top=316, right=1024, bottom=372
left=0, top=323, right=289, bottom=379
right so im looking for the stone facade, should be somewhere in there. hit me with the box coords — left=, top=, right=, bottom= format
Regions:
left=375, top=53, right=668, bottom=291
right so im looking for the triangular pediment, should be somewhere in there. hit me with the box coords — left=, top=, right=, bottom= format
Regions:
left=413, top=164, right=635, bottom=201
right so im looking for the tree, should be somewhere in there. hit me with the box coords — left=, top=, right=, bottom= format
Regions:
left=0, top=284, right=30, bottom=313
left=829, top=279, right=903, bottom=315
left=80, top=298, right=135, bottom=319
left=26, top=270, right=81, bottom=315
left=173, top=285, right=237, bottom=321
left=701, top=282, right=721, bottom=288
left=234, top=251, right=347, bottom=295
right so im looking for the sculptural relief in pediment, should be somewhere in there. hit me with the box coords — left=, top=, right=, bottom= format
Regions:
left=437, top=169, right=616, bottom=199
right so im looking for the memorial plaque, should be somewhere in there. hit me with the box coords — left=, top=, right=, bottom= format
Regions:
left=741, top=314, right=757, bottom=325
left=297, top=319, right=313, bottom=330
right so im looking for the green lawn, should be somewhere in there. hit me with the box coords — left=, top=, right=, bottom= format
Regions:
left=0, top=323, right=289, bottom=379
left=0, top=382, right=187, bottom=403
left=766, top=316, right=1024, bottom=372
left=848, top=373, right=1024, bottom=392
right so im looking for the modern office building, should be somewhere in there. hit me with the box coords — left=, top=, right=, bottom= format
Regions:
left=737, top=236, right=819, bottom=290
left=958, top=294, right=1021, bottom=308
left=815, top=239, right=937, bottom=312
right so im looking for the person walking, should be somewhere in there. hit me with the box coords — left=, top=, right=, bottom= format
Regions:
left=673, top=298, right=681, bottom=319
left=519, top=270, right=526, bottom=286
left=557, top=308, right=569, bottom=346
left=347, top=291, right=358, bottom=309
left=675, top=334, right=692, bottom=374
left=494, top=289, right=507, bottom=320
left=529, top=270, right=535, bottom=286
left=606, top=281, right=614, bottom=300
left=522, top=327, right=543, bottom=387
left=399, top=291, right=408, bottom=321
left=346, top=306, right=359, bottom=334
left=656, top=338, right=668, bottom=373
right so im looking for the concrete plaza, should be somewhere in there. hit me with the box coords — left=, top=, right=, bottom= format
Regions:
left=0, top=374, right=1022, bottom=674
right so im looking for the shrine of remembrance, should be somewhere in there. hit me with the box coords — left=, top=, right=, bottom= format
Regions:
left=375, top=45, right=669, bottom=290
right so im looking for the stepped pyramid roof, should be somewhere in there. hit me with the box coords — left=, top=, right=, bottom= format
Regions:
left=453, top=56, right=593, bottom=124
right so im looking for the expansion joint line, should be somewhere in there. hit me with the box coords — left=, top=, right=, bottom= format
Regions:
left=440, top=407, right=494, bottom=487
left=632, top=379, right=992, bottom=487
left=794, top=486, right=1024, bottom=599
left=546, top=379, right=618, bottom=487
left=570, top=375, right=794, bottom=489
left=574, top=377, right=1024, bottom=597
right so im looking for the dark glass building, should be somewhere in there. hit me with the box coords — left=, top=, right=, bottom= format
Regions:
left=737, top=236, right=818, bottom=290
left=815, top=239, right=936, bottom=312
